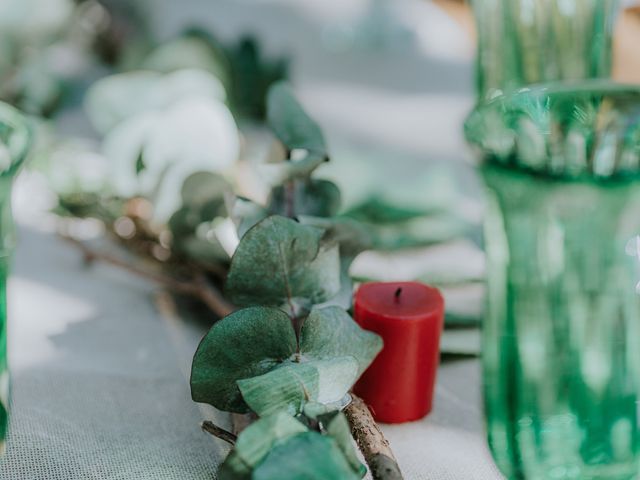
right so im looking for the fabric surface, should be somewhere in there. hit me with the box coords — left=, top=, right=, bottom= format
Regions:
left=0, top=227, right=230, bottom=479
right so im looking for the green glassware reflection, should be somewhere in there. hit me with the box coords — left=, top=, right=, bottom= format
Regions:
left=466, top=83, right=640, bottom=479
left=0, top=103, right=32, bottom=455
left=471, top=0, right=618, bottom=100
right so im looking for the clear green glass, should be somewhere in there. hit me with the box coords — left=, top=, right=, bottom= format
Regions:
left=0, top=103, right=31, bottom=455
left=471, top=0, right=618, bottom=100
left=466, top=83, right=640, bottom=479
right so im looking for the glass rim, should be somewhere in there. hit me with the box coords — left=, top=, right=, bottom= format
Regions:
left=0, top=101, right=32, bottom=176
left=475, top=80, right=640, bottom=109
left=465, top=80, right=640, bottom=183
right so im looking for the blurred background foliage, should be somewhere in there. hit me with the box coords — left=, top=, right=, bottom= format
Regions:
left=6, top=0, right=485, bottom=355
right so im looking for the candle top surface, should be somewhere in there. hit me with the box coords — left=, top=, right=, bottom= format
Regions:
left=355, top=281, right=444, bottom=320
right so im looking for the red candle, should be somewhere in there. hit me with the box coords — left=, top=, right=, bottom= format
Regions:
left=353, top=281, right=444, bottom=424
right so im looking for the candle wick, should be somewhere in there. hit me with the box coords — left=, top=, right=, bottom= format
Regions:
left=394, top=287, right=402, bottom=302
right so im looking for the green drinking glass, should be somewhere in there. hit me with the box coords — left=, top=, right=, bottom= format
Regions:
left=466, top=82, right=640, bottom=479
left=0, top=103, right=32, bottom=455
left=471, top=0, right=618, bottom=100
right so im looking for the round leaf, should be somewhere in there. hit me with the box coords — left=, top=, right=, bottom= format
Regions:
left=268, top=179, right=341, bottom=218
left=219, top=412, right=307, bottom=479
left=225, top=216, right=341, bottom=310
left=266, top=82, right=326, bottom=155
left=253, top=432, right=360, bottom=480
left=190, top=307, right=297, bottom=413
left=237, top=357, right=359, bottom=417
left=301, top=306, right=383, bottom=377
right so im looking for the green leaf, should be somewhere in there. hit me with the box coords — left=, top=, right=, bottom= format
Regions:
left=301, top=306, right=382, bottom=377
left=191, top=307, right=379, bottom=416
left=267, top=82, right=326, bottom=156
left=226, top=36, right=289, bottom=120
left=169, top=216, right=230, bottom=264
left=218, top=413, right=307, bottom=480
left=168, top=172, right=231, bottom=264
left=268, top=179, right=341, bottom=218
left=253, top=432, right=360, bottom=480
left=299, top=215, right=373, bottom=267
left=237, top=357, right=359, bottom=417
left=219, top=412, right=307, bottom=480
left=226, top=216, right=341, bottom=311
left=135, top=150, right=146, bottom=175
left=344, top=196, right=435, bottom=224
left=322, top=412, right=367, bottom=477
left=190, top=307, right=297, bottom=413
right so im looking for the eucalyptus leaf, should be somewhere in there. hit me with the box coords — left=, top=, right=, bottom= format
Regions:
left=235, top=305, right=381, bottom=416
left=267, top=179, right=341, bottom=218
left=226, top=216, right=341, bottom=311
left=344, top=196, right=436, bottom=224
left=322, top=412, right=366, bottom=477
left=300, top=306, right=382, bottom=377
left=168, top=172, right=231, bottom=264
left=253, top=432, right=360, bottom=480
left=299, top=216, right=373, bottom=264
left=219, top=412, right=307, bottom=480
left=237, top=357, right=359, bottom=417
left=192, top=305, right=379, bottom=414
left=169, top=215, right=230, bottom=264
left=190, top=307, right=297, bottom=413
left=266, top=82, right=326, bottom=157
left=227, top=36, right=289, bottom=120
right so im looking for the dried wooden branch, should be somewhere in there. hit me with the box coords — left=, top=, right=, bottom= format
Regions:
left=61, top=234, right=234, bottom=318
left=201, top=421, right=237, bottom=446
left=344, top=395, right=404, bottom=480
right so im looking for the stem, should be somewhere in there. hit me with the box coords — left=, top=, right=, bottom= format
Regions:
left=284, top=180, right=295, bottom=218
left=344, top=395, right=404, bottom=480
left=201, top=421, right=237, bottom=445
left=61, top=234, right=234, bottom=318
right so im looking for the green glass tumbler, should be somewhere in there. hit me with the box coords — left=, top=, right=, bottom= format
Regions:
left=466, top=82, right=640, bottom=479
left=471, top=0, right=618, bottom=100
left=0, top=104, right=31, bottom=455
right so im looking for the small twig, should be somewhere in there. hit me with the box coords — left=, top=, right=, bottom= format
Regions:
left=201, top=421, right=237, bottom=446
left=344, top=395, right=404, bottom=480
left=61, top=234, right=234, bottom=318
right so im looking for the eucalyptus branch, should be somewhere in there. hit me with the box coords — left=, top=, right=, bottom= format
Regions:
left=61, top=234, right=234, bottom=318
left=345, top=395, right=404, bottom=480
left=201, top=421, right=237, bottom=446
